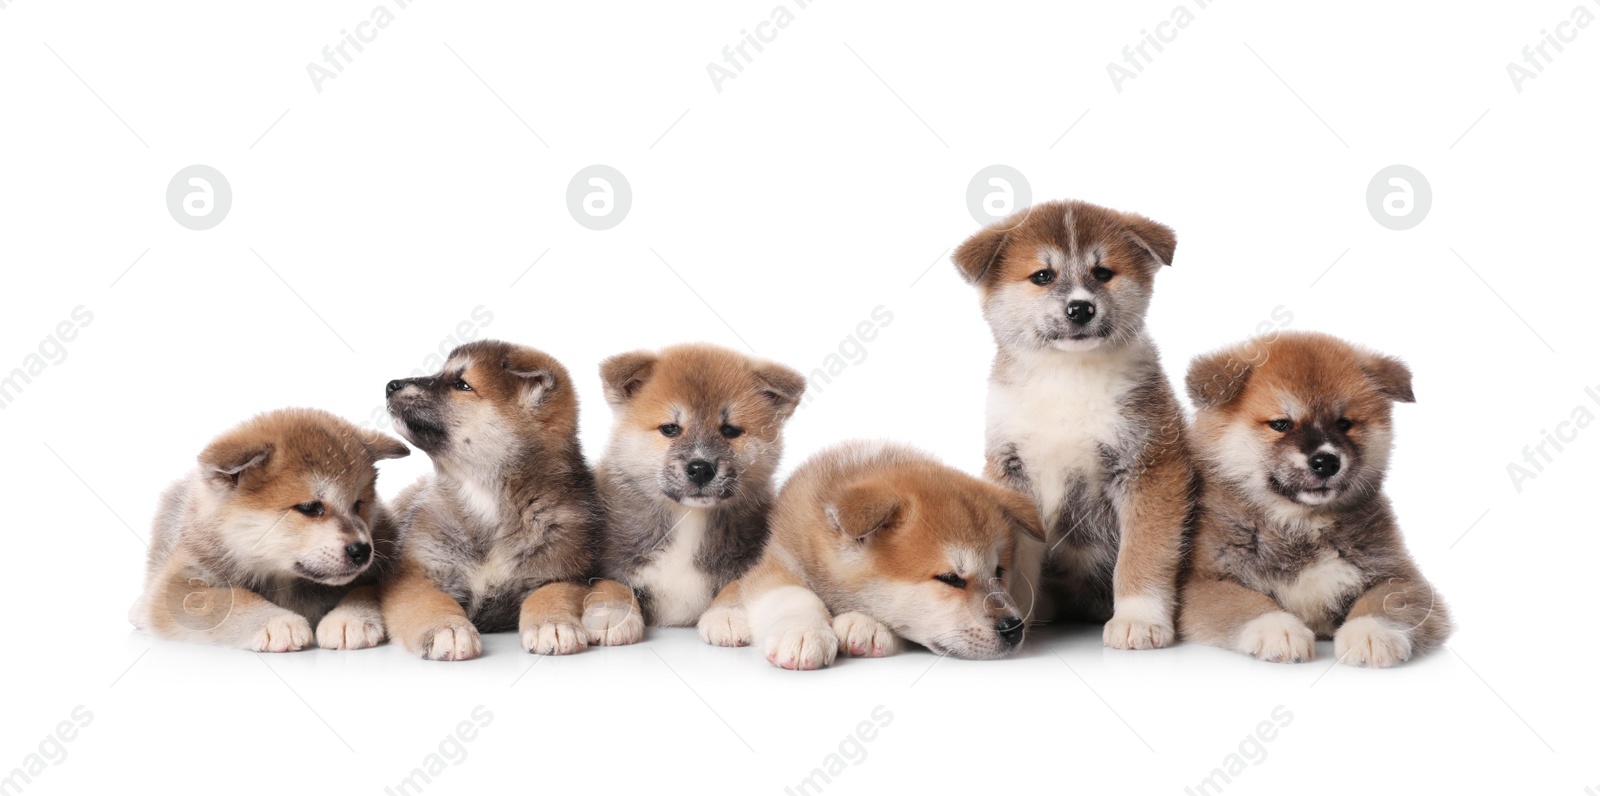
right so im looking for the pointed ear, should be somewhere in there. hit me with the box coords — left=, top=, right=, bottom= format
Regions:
left=752, top=362, right=806, bottom=420
left=1363, top=352, right=1415, bottom=403
left=357, top=428, right=410, bottom=461
left=953, top=224, right=1010, bottom=285
left=504, top=363, right=557, bottom=407
left=988, top=484, right=1045, bottom=543
left=198, top=434, right=273, bottom=488
left=1187, top=348, right=1254, bottom=410
left=599, top=351, right=657, bottom=406
left=826, top=479, right=902, bottom=540
left=1120, top=212, right=1177, bottom=268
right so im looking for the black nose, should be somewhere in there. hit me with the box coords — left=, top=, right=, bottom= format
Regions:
left=685, top=459, right=717, bottom=487
left=1065, top=300, right=1097, bottom=324
left=1308, top=452, right=1341, bottom=478
left=345, top=541, right=372, bottom=566
left=386, top=380, right=404, bottom=397
left=996, top=616, right=1025, bottom=647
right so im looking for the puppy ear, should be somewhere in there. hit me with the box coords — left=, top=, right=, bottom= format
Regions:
left=989, top=484, right=1045, bottom=543
left=826, top=480, right=901, bottom=540
left=504, top=364, right=557, bottom=407
left=358, top=428, right=410, bottom=461
left=1362, top=352, right=1415, bottom=403
left=599, top=351, right=657, bottom=406
left=1120, top=212, right=1177, bottom=268
left=752, top=362, right=806, bottom=420
left=1186, top=349, right=1253, bottom=409
left=198, top=435, right=273, bottom=488
left=953, top=224, right=1010, bottom=285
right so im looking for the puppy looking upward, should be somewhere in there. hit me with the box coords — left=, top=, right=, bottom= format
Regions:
left=380, top=340, right=639, bottom=661
left=595, top=343, right=805, bottom=628
left=954, top=199, right=1195, bottom=649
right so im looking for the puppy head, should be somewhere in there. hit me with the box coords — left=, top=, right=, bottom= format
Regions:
left=385, top=340, right=578, bottom=478
left=197, top=408, right=408, bottom=585
left=825, top=462, right=1044, bottom=659
left=1187, top=331, right=1414, bottom=512
left=953, top=199, right=1175, bottom=353
left=601, top=343, right=804, bottom=508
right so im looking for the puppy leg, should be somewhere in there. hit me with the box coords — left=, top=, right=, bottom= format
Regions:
left=316, top=585, right=385, bottom=650
left=581, top=578, right=644, bottom=646
left=832, top=612, right=899, bottom=658
left=519, top=581, right=589, bottom=655
left=146, top=566, right=312, bottom=652
left=744, top=564, right=837, bottom=670
left=1180, top=576, right=1315, bottom=663
left=1105, top=452, right=1189, bottom=650
left=1335, top=572, right=1451, bottom=668
left=380, top=559, right=480, bottom=661
left=697, top=580, right=751, bottom=647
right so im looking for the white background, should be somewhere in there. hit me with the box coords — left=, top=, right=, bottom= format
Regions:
left=2, top=1, right=1597, bottom=793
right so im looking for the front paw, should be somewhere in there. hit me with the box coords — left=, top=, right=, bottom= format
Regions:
left=251, top=614, right=313, bottom=652
left=522, top=621, right=588, bottom=656
left=832, top=612, right=898, bottom=657
left=1335, top=616, right=1412, bottom=668
left=420, top=618, right=482, bottom=661
left=764, top=623, right=838, bottom=670
left=1103, top=607, right=1175, bottom=650
left=1235, top=611, right=1316, bottom=663
left=316, top=612, right=385, bottom=650
left=697, top=604, right=751, bottom=647
left=582, top=601, right=643, bottom=647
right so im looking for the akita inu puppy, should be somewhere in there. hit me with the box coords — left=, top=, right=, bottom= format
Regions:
left=1180, top=332, right=1453, bottom=666
left=381, top=340, right=639, bottom=661
left=700, top=441, right=1044, bottom=670
left=130, top=408, right=409, bottom=651
left=953, top=199, right=1195, bottom=649
left=595, top=343, right=805, bottom=629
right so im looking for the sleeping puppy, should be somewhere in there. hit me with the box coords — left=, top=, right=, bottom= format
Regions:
left=130, top=408, right=409, bottom=651
left=380, top=340, right=640, bottom=661
left=594, top=343, right=805, bottom=629
left=953, top=199, right=1195, bottom=649
left=700, top=441, right=1044, bottom=670
left=1179, top=331, right=1453, bottom=666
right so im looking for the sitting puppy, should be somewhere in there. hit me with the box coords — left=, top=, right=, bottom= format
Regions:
left=130, top=408, right=409, bottom=651
left=953, top=199, right=1194, bottom=649
left=700, top=441, right=1044, bottom=670
left=1179, top=331, right=1453, bottom=666
left=380, top=340, right=640, bottom=661
left=594, top=344, right=805, bottom=629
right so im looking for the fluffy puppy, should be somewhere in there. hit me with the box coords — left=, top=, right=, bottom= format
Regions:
left=1179, top=331, right=1453, bottom=667
left=953, top=199, right=1194, bottom=649
left=380, top=340, right=640, bottom=661
left=595, top=343, right=805, bottom=628
left=130, top=408, right=409, bottom=651
left=700, top=442, right=1044, bottom=669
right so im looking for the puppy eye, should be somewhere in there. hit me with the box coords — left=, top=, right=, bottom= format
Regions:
left=352, top=500, right=364, bottom=514
left=933, top=573, right=968, bottom=589
left=1029, top=269, right=1055, bottom=286
left=660, top=423, right=682, bottom=438
left=1267, top=419, right=1293, bottom=432
left=294, top=501, right=325, bottom=517
left=720, top=424, right=744, bottom=439
left=1091, top=266, right=1115, bottom=282
left=453, top=379, right=473, bottom=392
left=994, top=565, right=1004, bottom=580
left=1335, top=418, right=1354, bottom=432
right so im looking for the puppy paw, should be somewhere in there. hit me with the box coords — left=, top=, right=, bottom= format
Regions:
left=764, top=623, right=838, bottom=671
left=420, top=618, right=482, bottom=661
left=832, top=612, right=898, bottom=657
left=522, top=621, right=589, bottom=656
left=315, top=612, right=384, bottom=650
left=1335, top=616, right=1413, bottom=668
left=697, top=604, right=751, bottom=647
left=1236, top=611, right=1316, bottom=663
left=582, top=602, right=643, bottom=647
left=1103, top=605, right=1175, bottom=650
left=251, top=614, right=313, bottom=653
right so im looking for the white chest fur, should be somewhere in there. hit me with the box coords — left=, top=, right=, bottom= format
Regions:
left=633, top=504, right=714, bottom=626
left=1268, top=549, right=1365, bottom=635
left=987, top=345, right=1140, bottom=531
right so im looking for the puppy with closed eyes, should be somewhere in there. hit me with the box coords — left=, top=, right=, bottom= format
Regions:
left=594, top=343, right=805, bottom=630
left=953, top=199, right=1195, bottom=650
left=1179, top=331, right=1453, bottom=666
left=380, top=340, right=640, bottom=661
left=130, top=408, right=409, bottom=651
